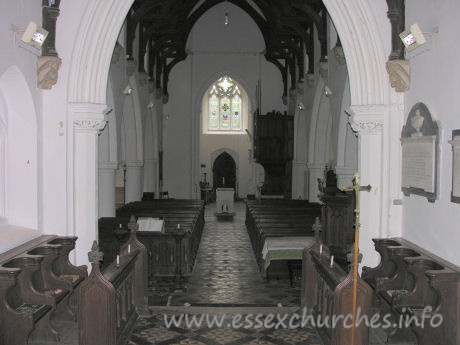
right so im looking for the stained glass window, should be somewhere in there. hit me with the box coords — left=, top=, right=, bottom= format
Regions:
left=207, top=76, right=243, bottom=131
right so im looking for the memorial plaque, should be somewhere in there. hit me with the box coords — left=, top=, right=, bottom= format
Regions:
left=401, top=136, right=436, bottom=193
left=449, top=130, right=460, bottom=203
left=401, top=103, right=439, bottom=202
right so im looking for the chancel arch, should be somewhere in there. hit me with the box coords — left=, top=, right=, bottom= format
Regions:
left=66, top=0, right=401, bottom=269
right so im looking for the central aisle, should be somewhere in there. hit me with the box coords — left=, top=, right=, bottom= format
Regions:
left=170, top=201, right=300, bottom=306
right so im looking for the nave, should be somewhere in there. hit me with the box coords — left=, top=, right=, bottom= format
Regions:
left=127, top=201, right=323, bottom=345
left=148, top=202, right=301, bottom=307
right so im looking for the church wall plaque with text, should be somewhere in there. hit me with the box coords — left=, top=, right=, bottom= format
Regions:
left=401, top=103, right=440, bottom=202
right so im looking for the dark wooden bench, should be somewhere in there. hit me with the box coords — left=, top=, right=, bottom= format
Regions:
left=362, top=238, right=460, bottom=345
left=78, top=224, right=150, bottom=345
left=100, top=199, right=205, bottom=277
left=245, top=200, right=321, bottom=270
left=302, top=242, right=372, bottom=345
left=0, top=235, right=87, bottom=345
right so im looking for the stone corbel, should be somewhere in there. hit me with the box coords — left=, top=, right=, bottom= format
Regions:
left=37, top=56, right=62, bottom=89
left=38, top=0, right=61, bottom=90
left=282, top=94, right=288, bottom=106
left=386, top=59, right=410, bottom=92
left=319, top=61, right=328, bottom=79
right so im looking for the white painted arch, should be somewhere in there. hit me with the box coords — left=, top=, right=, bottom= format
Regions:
left=67, top=0, right=399, bottom=268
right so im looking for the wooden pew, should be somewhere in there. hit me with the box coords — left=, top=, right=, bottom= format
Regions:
left=0, top=235, right=87, bottom=345
left=362, top=238, right=460, bottom=345
left=302, top=242, right=372, bottom=345
left=78, top=228, right=150, bottom=345
left=245, top=199, right=321, bottom=270
left=100, top=199, right=205, bottom=277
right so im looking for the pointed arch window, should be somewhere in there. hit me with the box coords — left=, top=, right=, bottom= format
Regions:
left=208, top=76, right=242, bottom=131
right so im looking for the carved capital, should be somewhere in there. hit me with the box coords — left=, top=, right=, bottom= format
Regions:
left=74, top=119, right=107, bottom=132
left=37, top=56, right=62, bottom=89
left=386, top=59, right=410, bottom=92
left=347, top=105, right=387, bottom=134
left=69, top=102, right=110, bottom=133
left=350, top=121, right=384, bottom=134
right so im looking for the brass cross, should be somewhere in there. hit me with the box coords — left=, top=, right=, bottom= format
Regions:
left=343, top=173, right=371, bottom=225
left=342, top=173, right=371, bottom=345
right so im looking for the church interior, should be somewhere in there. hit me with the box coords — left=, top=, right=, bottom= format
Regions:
left=1, top=0, right=460, bottom=344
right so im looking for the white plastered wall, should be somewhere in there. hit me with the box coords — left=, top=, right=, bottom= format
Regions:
left=0, top=0, right=43, bottom=252
left=402, top=0, right=460, bottom=265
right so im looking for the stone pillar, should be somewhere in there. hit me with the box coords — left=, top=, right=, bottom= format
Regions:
left=143, top=158, right=158, bottom=195
left=125, top=161, right=144, bottom=203
left=349, top=105, right=386, bottom=269
left=71, top=103, right=108, bottom=268
left=307, top=163, right=326, bottom=203
left=98, top=163, right=117, bottom=217
left=292, top=162, right=307, bottom=199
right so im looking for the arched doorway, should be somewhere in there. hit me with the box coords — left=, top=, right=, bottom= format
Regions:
left=213, top=152, right=236, bottom=190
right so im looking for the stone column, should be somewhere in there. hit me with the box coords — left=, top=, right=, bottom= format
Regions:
left=71, top=103, right=108, bottom=268
left=98, top=162, right=117, bottom=217
left=125, top=161, right=144, bottom=203
left=292, top=162, right=307, bottom=199
left=143, top=158, right=158, bottom=195
left=349, top=105, right=386, bottom=269
left=307, top=163, right=326, bottom=202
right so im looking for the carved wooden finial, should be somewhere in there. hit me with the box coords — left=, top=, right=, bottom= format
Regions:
left=88, top=241, right=103, bottom=264
left=127, top=215, right=139, bottom=232
left=312, top=217, right=322, bottom=241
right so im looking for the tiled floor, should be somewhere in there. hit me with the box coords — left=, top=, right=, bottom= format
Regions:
left=128, top=313, right=322, bottom=345
left=153, top=202, right=301, bottom=307
left=130, top=202, right=321, bottom=344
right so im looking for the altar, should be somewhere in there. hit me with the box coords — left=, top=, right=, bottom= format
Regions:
left=215, top=187, right=235, bottom=218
